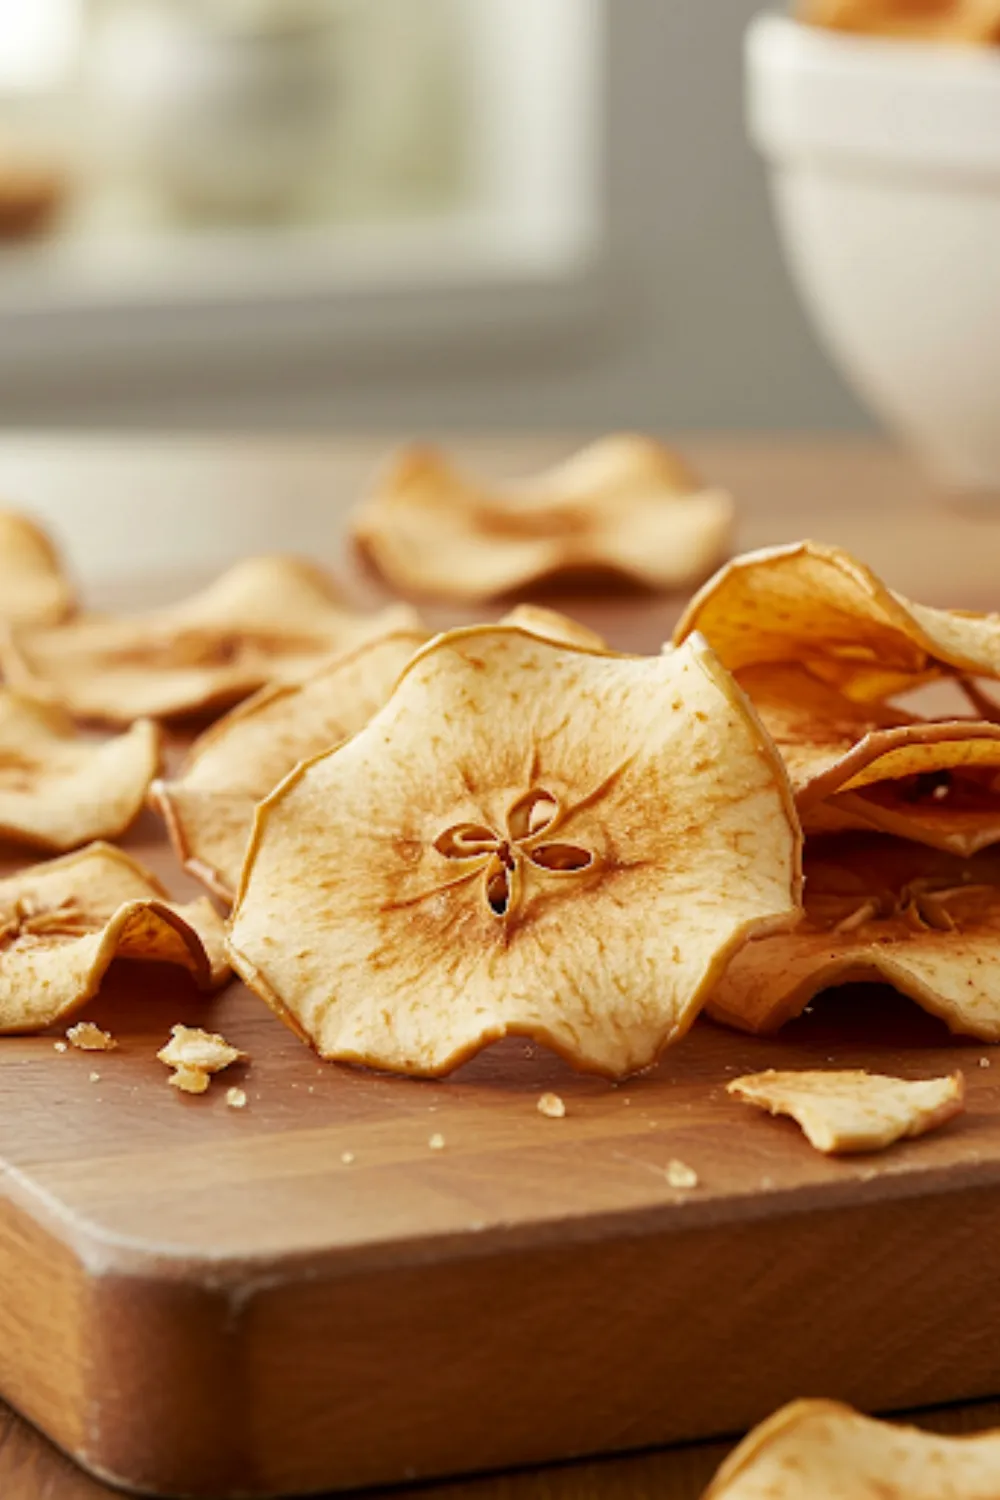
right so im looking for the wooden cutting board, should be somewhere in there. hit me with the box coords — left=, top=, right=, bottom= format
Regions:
left=2, top=436, right=1000, bottom=1498
left=2, top=809, right=1000, bottom=1498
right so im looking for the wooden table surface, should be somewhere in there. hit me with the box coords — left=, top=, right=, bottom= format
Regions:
left=1, top=433, right=1000, bottom=1500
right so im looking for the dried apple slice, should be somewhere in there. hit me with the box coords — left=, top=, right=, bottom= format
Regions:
left=499, top=605, right=608, bottom=651
left=741, top=663, right=1000, bottom=856
left=153, top=628, right=429, bottom=903
left=0, top=509, right=73, bottom=627
left=228, top=627, right=802, bottom=1079
left=0, top=842, right=228, bottom=1033
left=710, top=835, right=1000, bottom=1038
left=675, top=541, right=1000, bottom=702
left=0, top=690, right=159, bottom=852
left=727, top=1068, right=964, bottom=1154
left=0, top=555, right=420, bottom=725
left=352, top=436, right=734, bottom=600
left=705, top=1399, right=1000, bottom=1499
left=799, top=0, right=1000, bottom=42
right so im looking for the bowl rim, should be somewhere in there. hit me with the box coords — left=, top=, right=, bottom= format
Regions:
left=748, top=11, right=1000, bottom=177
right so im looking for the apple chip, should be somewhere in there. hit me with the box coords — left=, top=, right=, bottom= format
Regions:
left=0, top=843, right=229, bottom=1034
left=728, top=1068, right=964, bottom=1154
left=675, top=541, right=1000, bottom=702
left=0, top=509, right=73, bottom=627
left=153, top=627, right=428, bottom=903
left=710, top=836, right=1000, bottom=1038
left=704, top=1399, right=1000, bottom=1499
left=0, top=690, right=159, bottom=852
left=352, top=436, right=734, bottom=600
left=741, top=663, right=1000, bottom=856
left=228, top=627, right=801, bottom=1078
left=0, top=555, right=420, bottom=724
left=799, top=0, right=1000, bottom=43
left=499, top=605, right=608, bottom=651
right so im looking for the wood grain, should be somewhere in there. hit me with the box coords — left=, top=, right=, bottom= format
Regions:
left=0, top=435, right=998, bottom=1498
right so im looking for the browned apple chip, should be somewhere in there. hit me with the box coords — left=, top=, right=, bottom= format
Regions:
left=0, top=690, right=159, bottom=852
left=675, top=541, right=1000, bottom=702
left=710, top=835, right=1000, bottom=1038
left=704, top=1398, right=1000, bottom=1498
left=728, top=1067, right=964, bottom=1154
left=798, top=0, right=1000, bottom=43
left=741, top=663, right=1000, bottom=856
left=351, top=436, right=734, bottom=600
left=0, top=555, right=420, bottom=724
left=0, top=509, right=73, bottom=627
left=153, top=627, right=429, bottom=903
left=228, top=627, right=801, bottom=1079
left=0, top=843, right=228, bottom=1033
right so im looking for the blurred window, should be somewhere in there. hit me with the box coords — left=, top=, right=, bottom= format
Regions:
left=0, top=0, right=82, bottom=93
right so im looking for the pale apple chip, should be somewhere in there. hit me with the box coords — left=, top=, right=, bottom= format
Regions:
left=352, top=435, right=734, bottom=600
left=498, top=605, right=608, bottom=651
left=710, top=836, right=1000, bottom=1039
left=704, top=1398, right=1000, bottom=1499
left=728, top=1068, right=964, bottom=1154
left=0, top=843, right=229, bottom=1033
left=0, top=509, right=73, bottom=627
left=675, top=541, right=1000, bottom=702
left=0, top=690, right=159, bottom=852
left=153, top=627, right=429, bottom=903
left=228, top=626, right=802, bottom=1079
left=0, top=555, right=420, bottom=725
left=741, top=663, right=1000, bottom=856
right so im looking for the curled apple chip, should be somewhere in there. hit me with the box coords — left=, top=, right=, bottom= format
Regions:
left=0, top=555, right=420, bottom=725
left=0, top=509, right=73, bottom=627
left=153, top=628, right=428, bottom=903
left=741, top=663, right=1000, bottom=857
left=675, top=541, right=1000, bottom=702
left=705, top=1399, right=1000, bottom=1499
left=228, top=626, right=802, bottom=1079
left=0, top=843, right=228, bottom=1033
left=351, top=435, right=734, bottom=600
left=728, top=1068, right=964, bottom=1154
left=0, top=690, right=159, bottom=852
left=710, top=836, right=1000, bottom=1038
left=499, top=604, right=608, bottom=651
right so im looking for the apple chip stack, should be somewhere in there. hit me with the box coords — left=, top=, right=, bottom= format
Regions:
left=674, top=541, right=1000, bottom=1041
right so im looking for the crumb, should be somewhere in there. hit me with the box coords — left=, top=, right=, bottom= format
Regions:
left=307, top=1085, right=315, bottom=1093
left=53, top=1040, right=67, bottom=1053
left=157, top=1024, right=245, bottom=1075
left=981, top=1057, right=992, bottom=1069
left=88, top=1071, right=101, bottom=1083
left=429, top=1133, right=446, bottom=1150
left=623, top=1097, right=631, bottom=1105
left=341, top=1151, right=355, bottom=1165
left=666, top=1159, right=698, bottom=1190
left=67, top=1021, right=117, bottom=1052
left=168, top=1065, right=210, bottom=1095
left=226, top=1087, right=247, bottom=1110
left=537, top=1091, right=566, bottom=1119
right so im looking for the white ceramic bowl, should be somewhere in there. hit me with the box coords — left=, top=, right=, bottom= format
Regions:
left=747, top=13, right=1000, bottom=491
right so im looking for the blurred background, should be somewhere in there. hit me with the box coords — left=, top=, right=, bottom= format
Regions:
left=0, top=0, right=866, bottom=433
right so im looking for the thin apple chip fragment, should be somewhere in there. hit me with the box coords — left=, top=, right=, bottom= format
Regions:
left=352, top=435, right=733, bottom=600
left=228, top=626, right=801, bottom=1079
left=727, top=1068, right=964, bottom=1154
left=0, top=555, right=420, bottom=724
left=0, top=843, right=228, bottom=1033
left=0, top=690, right=158, bottom=852
left=710, top=836, right=1000, bottom=1039
left=703, top=1399, right=1000, bottom=1500
left=0, top=509, right=74, bottom=626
